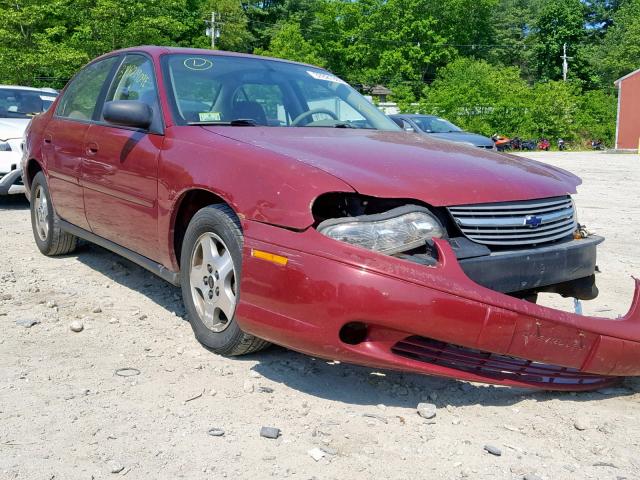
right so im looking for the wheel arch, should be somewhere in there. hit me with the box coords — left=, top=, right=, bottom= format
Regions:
left=25, top=158, right=44, bottom=193
left=171, top=188, right=241, bottom=268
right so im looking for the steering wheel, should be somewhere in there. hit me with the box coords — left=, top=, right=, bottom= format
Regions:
left=291, top=108, right=339, bottom=126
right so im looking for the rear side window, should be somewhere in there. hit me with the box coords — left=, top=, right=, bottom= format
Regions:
left=56, top=57, right=117, bottom=121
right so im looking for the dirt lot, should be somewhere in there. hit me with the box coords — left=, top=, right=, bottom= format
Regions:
left=1, top=151, right=639, bottom=480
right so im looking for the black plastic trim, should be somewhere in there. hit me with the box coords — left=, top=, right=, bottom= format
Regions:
left=457, top=235, right=604, bottom=293
left=59, top=220, right=180, bottom=286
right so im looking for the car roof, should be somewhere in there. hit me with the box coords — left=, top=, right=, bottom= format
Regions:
left=96, top=46, right=323, bottom=70
left=0, top=85, right=58, bottom=94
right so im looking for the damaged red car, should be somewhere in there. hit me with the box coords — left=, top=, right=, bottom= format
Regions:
left=22, top=47, right=640, bottom=391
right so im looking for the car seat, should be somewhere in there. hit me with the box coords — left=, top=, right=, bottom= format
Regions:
left=231, top=101, right=267, bottom=125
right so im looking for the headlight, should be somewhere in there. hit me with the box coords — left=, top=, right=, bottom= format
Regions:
left=317, top=205, right=445, bottom=255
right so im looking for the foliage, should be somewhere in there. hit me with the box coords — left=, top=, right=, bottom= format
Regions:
left=420, top=58, right=616, bottom=144
left=595, top=0, right=640, bottom=85
left=255, top=19, right=325, bottom=66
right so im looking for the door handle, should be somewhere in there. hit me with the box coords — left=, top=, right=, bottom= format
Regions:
left=44, top=133, right=52, bottom=144
left=86, top=142, right=99, bottom=155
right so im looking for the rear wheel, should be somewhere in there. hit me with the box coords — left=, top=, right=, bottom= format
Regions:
left=180, top=204, right=270, bottom=355
left=30, top=172, right=77, bottom=256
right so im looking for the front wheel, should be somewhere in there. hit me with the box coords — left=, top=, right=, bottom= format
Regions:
left=30, top=172, right=77, bottom=256
left=180, top=204, right=270, bottom=356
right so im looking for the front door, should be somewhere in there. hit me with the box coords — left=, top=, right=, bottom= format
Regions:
left=81, top=54, right=163, bottom=261
left=45, top=57, right=118, bottom=230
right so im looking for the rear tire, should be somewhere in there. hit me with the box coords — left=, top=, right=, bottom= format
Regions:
left=30, top=172, right=77, bottom=256
left=180, top=204, right=270, bottom=356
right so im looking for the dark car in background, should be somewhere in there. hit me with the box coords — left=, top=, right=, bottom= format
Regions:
left=390, top=114, right=495, bottom=150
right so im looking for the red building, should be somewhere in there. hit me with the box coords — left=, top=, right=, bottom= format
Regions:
left=615, top=68, right=640, bottom=151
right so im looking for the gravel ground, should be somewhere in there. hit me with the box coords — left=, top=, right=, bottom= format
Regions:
left=1, top=151, right=639, bottom=480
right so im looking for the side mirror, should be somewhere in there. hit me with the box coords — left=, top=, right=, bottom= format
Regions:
left=103, top=101, right=152, bottom=129
left=404, top=126, right=415, bottom=132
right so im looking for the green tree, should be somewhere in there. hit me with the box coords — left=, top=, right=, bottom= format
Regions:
left=528, top=0, right=587, bottom=82
left=595, top=0, right=640, bottom=85
left=195, top=0, right=253, bottom=51
left=523, top=81, right=579, bottom=140
left=256, top=19, right=325, bottom=66
left=420, top=58, right=531, bottom=137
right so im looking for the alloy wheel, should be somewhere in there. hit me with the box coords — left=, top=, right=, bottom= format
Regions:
left=34, top=185, right=49, bottom=241
left=189, top=232, right=238, bottom=332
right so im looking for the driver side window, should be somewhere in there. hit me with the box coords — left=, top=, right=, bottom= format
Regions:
left=101, top=55, right=160, bottom=122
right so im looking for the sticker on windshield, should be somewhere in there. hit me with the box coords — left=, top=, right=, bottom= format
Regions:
left=199, top=112, right=221, bottom=122
left=184, top=58, right=214, bottom=71
left=307, top=70, right=347, bottom=85
left=39, top=95, right=57, bottom=102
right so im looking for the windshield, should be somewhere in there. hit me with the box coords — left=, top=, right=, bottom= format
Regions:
left=412, top=116, right=463, bottom=133
left=0, top=88, right=57, bottom=119
left=162, top=54, right=399, bottom=130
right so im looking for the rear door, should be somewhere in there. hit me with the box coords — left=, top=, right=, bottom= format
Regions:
left=81, top=54, right=163, bottom=261
left=44, top=57, right=118, bottom=229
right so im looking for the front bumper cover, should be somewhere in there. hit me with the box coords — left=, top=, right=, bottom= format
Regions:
left=236, top=221, right=640, bottom=391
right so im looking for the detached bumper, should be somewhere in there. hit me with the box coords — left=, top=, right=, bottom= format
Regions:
left=237, top=221, right=640, bottom=391
left=0, top=168, right=25, bottom=195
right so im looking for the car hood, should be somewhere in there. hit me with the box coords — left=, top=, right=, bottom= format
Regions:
left=0, top=118, right=30, bottom=140
left=427, top=131, right=495, bottom=148
left=205, top=128, right=581, bottom=206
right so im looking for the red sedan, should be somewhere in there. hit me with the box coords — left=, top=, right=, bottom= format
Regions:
left=22, top=47, right=640, bottom=391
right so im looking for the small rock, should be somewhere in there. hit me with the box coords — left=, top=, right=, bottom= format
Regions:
left=210, top=389, right=217, bottom=397
left=1, top=293, right=12, bottom=301
left=417, top=402, right=437, bottom=420
left=249, top=370, right=261, bottom=378
left=16, top=318, right=40, bottom=328
left=243, top=381, right=254, bottom=393
left=138, top=314, right=148, bottom=320
left=260, top=426, right=280, bottom=439
left=484, top=444, right=502, bottom=456
left=523, top=475, right=543, bottom=480
left=69, top=320, right=84, bottom=333
left=108, top=462, right=124, bottom=474
left=598, top=423, right=614, bottom=435
left=109, top=317, right=119, bottom=324
left=46, top=300, right=57, bottom=308
left=92, top=306, right=102, bottom=313
left=207, top=427, right=225, bottom=437
left=363, top=413, right=388, bottom=424
left=574, top=420, right=588, bottom=431
left=308, top=447, right=326, bottom=462
left=258, top=386, right=274, bottom=393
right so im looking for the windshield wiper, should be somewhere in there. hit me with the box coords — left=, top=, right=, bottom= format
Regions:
left=187, top=119, right=258, bottom=127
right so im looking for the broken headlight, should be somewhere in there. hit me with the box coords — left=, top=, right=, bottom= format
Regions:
left=317, top=205, right=444, bottom=255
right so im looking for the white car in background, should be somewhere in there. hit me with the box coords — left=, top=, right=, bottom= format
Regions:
left=0, top=85, right=58, bottom=195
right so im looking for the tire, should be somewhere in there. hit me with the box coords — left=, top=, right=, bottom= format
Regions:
left=30, top=171, right=77, bottom=256
left=180, top=204, right=270, bottom=356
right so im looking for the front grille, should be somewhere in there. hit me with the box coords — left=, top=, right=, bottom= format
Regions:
left=392, top=336, right=616, bottom=389
left=448, top=196, right=576, bottom=247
